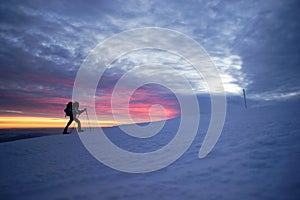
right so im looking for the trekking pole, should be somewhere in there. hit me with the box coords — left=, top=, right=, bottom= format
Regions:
left=85, top=109, right=91, bottom=132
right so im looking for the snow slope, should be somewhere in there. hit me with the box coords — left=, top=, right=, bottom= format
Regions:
left=0, top=100, right=299, bottom=200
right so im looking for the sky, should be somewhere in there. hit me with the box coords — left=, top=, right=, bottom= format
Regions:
left=0, top=0, right=299, bottom=128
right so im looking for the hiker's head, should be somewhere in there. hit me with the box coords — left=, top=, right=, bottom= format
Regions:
left=73, top=101, right=79, bottom=108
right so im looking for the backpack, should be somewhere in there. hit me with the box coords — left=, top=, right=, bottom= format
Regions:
left=64, top=102, right=73, bottom=116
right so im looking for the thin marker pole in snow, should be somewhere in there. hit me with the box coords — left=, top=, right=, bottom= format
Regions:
left=243, top=89, right=247, bottom=109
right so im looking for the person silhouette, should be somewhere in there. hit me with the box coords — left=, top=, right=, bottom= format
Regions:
left=63, top=101, right=86, bottom=134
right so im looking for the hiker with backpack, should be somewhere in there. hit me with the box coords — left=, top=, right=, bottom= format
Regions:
left=63, top=101, right=86, bottom=134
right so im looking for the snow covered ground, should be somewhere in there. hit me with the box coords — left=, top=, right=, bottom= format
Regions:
left=0, top=99, right=299, bottom=200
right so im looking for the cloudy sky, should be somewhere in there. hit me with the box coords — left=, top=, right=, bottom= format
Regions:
left=0, top=0, right=299, bottom=127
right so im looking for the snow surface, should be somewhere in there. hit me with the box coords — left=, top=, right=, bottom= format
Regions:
left=0, top=100, right=299, bottom=200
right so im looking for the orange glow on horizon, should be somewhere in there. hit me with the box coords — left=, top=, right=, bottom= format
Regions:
left=0, top=81, right=180, bottom=129
left=0, top=116, right=117, bottom=129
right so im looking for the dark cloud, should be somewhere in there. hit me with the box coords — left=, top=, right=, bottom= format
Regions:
left=234, top=0, right=300, bottom=95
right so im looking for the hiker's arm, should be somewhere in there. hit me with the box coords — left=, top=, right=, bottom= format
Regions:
left=79, top=108, right=87, bottom=114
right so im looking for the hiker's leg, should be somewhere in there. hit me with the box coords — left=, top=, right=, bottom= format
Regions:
left=63, top=115, right=73, bottom=133
left=74, top=117, right=82, bottom=131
